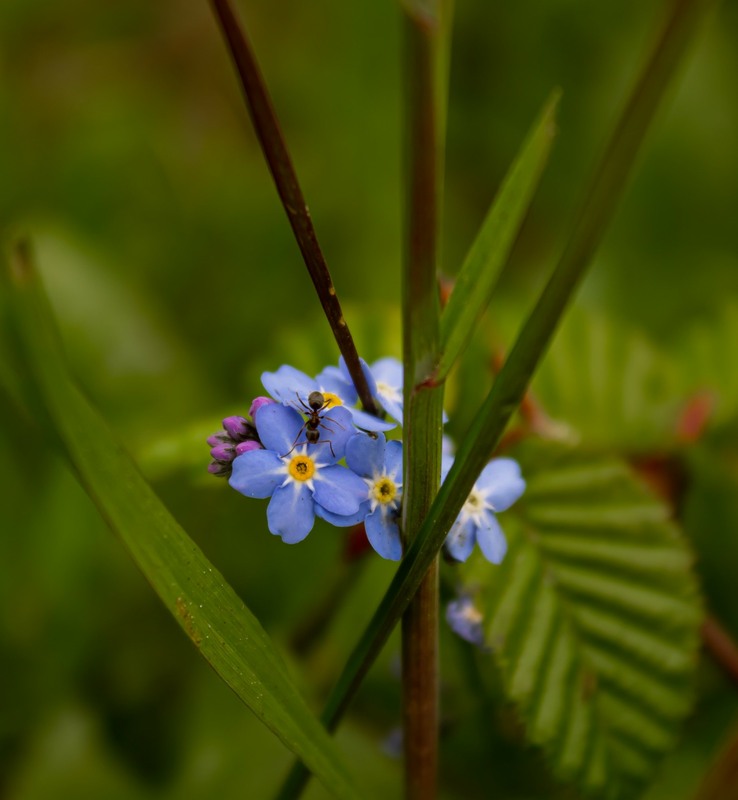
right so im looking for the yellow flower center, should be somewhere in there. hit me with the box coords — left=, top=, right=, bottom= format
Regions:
left=321, top=391, right=342, bottom=409
left=372, top=477, right=397, bottom=505
left=288, top=454, right=315, bottom=482
left=462, top=603, right=483, bottom=625
left=466, top=491, right=483, bottom=510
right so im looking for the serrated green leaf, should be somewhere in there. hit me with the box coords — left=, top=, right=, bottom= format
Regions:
left=459, top=444, right=702, bottom=799
left=531, top=307, right=686, bottom=450
left=1, top=244, right=365, bottom=800
left=437, top=90, right=559, bottom=381
left=680, top=302, right=738, bottom=425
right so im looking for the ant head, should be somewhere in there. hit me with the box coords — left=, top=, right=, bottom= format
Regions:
left=308, top=391, right=325, bottom=411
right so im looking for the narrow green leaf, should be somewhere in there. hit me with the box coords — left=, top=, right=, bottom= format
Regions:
left=437, top=90, right=559, bottom=380
left=2, top=243, right=365, bottom=800
left=459, top=443, right=702, bottom=798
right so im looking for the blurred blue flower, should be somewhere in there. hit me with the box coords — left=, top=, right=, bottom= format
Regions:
left=367, top=357, right=404, bottom=425
left=444, top=458, right=525, bottom=564
left=229, top=403, right=366, bottom=543
left=446, top=595, right=486, bottom=647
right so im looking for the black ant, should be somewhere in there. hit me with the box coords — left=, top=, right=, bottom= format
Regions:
left=285, top=391, right=343, bottom=457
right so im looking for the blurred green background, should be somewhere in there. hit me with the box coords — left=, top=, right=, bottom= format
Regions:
left=1, top=0, right=737, bottom=797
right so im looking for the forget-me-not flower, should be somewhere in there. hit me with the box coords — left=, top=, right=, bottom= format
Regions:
left=229, top=402, right=366, bottom=543
left=445, top=595, right=487, bottom=648
left=444, top=458, right=525, bottom=564
left=262, top=363, right=394, bottom=433
left=336, top=432, right=403, bottom=561
left=368, top=357, right=404, bottom=424
left=333, top=355, right=404, bottom=424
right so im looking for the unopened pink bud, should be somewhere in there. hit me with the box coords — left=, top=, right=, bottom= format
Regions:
left=207, top=461, right=230, bottom=477
left=222, top=415, right=251, bottom=440
left=210, top=443, right=235, bottom=462
left=249, top=396, right=275, bottom=418
left=235, top=440, right=262, bottom=456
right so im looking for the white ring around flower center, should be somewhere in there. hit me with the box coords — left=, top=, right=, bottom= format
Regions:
left=365, top=471, right=402, bottom=513
left=461, top=486, right=493, bottom=525
left=375, top=381, right=401, bottom=404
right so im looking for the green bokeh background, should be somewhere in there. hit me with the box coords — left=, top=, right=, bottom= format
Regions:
left=1, top=0, right=737, bottom=797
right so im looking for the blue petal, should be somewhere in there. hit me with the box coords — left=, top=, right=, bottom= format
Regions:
left=267, top=483, right=315, bottom=543
left=348, top=407, right=396, bottom=432
left=346, top=432, right=386, bottom=478
left=478, top=458, right=526, bottom=512
left=446, top=597, right=486, bottom=647
left=316, top=406, right=355, bottom=461
left=476, top=512, right=508, bottom=564
left=370, top=357, right=404, bottom=423
left=371, top=357, right=403, bottom=387
left=315, top=366, right=358, bottom=405
left=315, top=500, right=370, bottom=527
left=384, top=440, right=403, bottom=482
left=229, top=449, right=285, bottom=498
left=334, top=356, right=396, bottom=430
left=313, top=464, right=367, bottom=515
left=255, top=403, right=305, bottom=455
left=365, top=508, right=402, bottom=561
left=261, top=364, right=317, bottom=405
left=339, top=355, right=378, bottom=397
left=444, top=517, right=476, bottom=562
left=441, top=453, right=455, bottom=483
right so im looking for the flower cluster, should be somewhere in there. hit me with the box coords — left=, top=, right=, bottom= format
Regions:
left=207, top=357, right=525, bottom=565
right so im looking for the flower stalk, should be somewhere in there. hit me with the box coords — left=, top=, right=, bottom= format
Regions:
left=400, top=1, right=450, bottom=796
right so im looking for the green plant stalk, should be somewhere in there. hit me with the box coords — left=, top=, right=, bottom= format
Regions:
left=400, top=2, right=447, bottom=796
left=208, top=0, right=378, bottom=415
left=275, top=0, right=716, bottom=795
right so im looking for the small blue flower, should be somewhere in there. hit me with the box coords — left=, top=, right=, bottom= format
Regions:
left=262, top=363, right=394, bottom=433
left=444, top=458, right=525, bottom=564
left=338, top=356, right=448, bottom=426
left=229, top=403, right=367, bottom=544
left=338, top=432, right=404, bottom=561
left=446, top=595, right=486, bottom=647
left=336, top=355, right=404, bottom=424
left=367, top=357, right=404, bottom=425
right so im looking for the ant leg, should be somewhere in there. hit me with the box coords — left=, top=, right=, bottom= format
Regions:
left=312, top=438, right=336, bottom=458
left=282, top=420, right=309, bottom=457
left=289, top=392, right=312, bottom=414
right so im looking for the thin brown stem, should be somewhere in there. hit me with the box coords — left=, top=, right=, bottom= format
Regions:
left=702, top=615, right=738, bottom=690
left=402, top=560, right=439, bottom=798
left=209, top=0, right=378, bottom=415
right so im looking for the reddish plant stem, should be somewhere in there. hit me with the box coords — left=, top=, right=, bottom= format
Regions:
left=209, top=0, right=378, bottom=415
left=401, top=4, right=444, bottom=796
left=702, top=615, right=738, bottom=690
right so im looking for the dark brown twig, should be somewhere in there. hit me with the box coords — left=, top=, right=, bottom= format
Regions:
left=209, top=0, right=379, bottom=415
left=702, top=615, right=738, bottom=690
